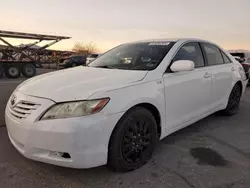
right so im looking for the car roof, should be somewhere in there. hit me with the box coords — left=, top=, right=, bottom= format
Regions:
left=125, top=38, right=224, bottom=50
left=129, top=38, right=214, bottom=44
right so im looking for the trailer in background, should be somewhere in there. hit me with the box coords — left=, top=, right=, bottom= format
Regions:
left=0, top=30, right=70, bottom=79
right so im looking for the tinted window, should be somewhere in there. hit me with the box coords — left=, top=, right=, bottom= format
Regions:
left=89, top=42, right=175, bottom=70
left=221, top=51, right=231, bottom=63
left=203, top=43, right=224, bottom=66
left=72, top=56, right=84, bottom=61
left=173, top=42, right=205, bottom=68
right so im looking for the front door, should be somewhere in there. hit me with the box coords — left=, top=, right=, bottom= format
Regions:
left=163, top=42, right=212, bottom=129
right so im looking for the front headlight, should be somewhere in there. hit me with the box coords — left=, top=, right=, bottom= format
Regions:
left=40, top=98, right=110, bottom=120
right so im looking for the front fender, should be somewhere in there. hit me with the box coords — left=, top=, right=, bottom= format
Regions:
left=89, top=80, right=166, bottom=136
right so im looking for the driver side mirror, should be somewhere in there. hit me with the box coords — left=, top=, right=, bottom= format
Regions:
left=170, top=60, right=195, bottom=72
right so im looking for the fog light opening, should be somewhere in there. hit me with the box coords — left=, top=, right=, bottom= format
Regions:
left=60, top=152, right=71, bottom=159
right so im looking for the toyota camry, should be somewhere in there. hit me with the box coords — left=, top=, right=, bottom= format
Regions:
left=5, top=38, right=248, bottom=171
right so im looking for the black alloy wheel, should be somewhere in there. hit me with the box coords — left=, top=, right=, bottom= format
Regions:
left=108, top=107, right=158, bottom=172
left=122, top=118, right=153, bottom=164
left=223, top=84, right=241, bottom=116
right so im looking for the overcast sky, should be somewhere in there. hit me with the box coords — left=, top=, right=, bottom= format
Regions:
left=0, top=0, right=249, bottom=52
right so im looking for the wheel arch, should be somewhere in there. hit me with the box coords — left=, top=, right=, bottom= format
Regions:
left=132, top=103, right=162, bottom=138
left=226, top=80, right=243, bottom=103
left=108, top=102, right=162, bottom=150
left=235, top=80, right=243, bottom=94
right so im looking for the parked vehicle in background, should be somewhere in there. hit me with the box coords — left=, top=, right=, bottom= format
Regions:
left=59, top=55, right=86, bottom=68
left=230, top=52, right=250, bottom=81
left=6, top=38, right=248, bottom=172
left=230, top=52, right=250, bottom=64
left=0, top=30, right=70, bottom=79
left=233, top=56, right=241, bottom=63
left=86, top=53, right=101, bottom=65
left=241, top=63, right=250, bottom=82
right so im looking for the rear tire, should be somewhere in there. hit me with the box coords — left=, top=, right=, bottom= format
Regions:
left=4, top=64, right=21, bottom=79
left=21, top=63, right=36, bottom=78
left=108, top=107, right=158, bottom=172
left=222, top=84, right=242, bottom=116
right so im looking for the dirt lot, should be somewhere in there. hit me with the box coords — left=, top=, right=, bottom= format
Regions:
left=0, top=70, right=250, bottom=188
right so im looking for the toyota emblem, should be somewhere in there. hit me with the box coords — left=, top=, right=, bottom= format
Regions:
left=11, top=95, right=17, bottom=106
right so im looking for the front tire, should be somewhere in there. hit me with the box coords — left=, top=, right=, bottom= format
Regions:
left=108, top=107, right=158, bottom=172
left=222, top=84, right=242, bottom=116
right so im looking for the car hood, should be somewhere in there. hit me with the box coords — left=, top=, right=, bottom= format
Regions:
left=17, top=67, right=147, bottom=102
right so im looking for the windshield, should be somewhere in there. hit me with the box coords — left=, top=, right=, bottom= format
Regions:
left=89, top=42, right=175, bottom=70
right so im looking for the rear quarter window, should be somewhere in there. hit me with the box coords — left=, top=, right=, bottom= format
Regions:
left=220, top=51, right=232, bottom=63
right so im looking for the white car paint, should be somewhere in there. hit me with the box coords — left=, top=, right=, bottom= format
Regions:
left=169, top=60, right=194, bottom=72
left=16, top=67, right=147, bottom=102
left=5, top=38, right=248, bottom=169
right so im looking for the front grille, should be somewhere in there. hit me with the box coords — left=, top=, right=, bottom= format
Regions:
left=9, top=101, right=40, bottom=119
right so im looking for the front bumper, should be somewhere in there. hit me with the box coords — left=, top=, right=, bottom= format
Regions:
left=5, top=92, right=123, bottom=169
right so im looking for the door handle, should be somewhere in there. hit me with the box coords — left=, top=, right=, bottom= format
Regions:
left=204, top=72, right=211, bottom=78
left=231, top=67, right=236, bottom=71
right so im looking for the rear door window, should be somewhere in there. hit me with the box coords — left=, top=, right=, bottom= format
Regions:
left=202, top=43, right=224, bottom=66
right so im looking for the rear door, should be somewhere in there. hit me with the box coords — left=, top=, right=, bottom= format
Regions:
left=201, top=43, right=234, bottom=108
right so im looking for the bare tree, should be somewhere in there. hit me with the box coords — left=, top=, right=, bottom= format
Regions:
left=72, top=42, right=97, bottom=57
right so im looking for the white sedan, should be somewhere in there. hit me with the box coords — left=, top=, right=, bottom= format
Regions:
left=5, top=38, right=248, bottom=171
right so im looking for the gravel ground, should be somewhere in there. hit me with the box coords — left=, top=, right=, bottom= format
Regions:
left=0, top=70, right=250, bottom=188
